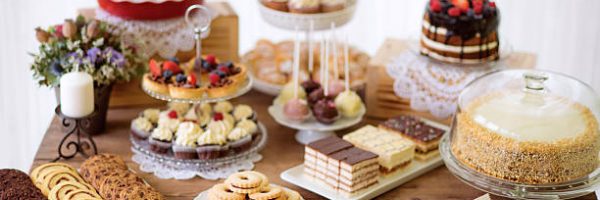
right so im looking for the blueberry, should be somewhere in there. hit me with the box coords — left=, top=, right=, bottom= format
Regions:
left=169, top=57, right=180, bottom=65
left=176, top=74, right=187, bottom=83
left=216, top=70, right=226, bottom=78
left=466, top=9, right=474, bottom=17
left=162, top=70, right=173, bottom=79
left=223, top=61, right=234, bottom=69
left=202, top=60, right=213, bottom=70
left=49, top=60, right=63, bottom=77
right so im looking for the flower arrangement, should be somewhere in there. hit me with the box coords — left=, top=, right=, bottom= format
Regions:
left=30, top=15, right=146, bottom=87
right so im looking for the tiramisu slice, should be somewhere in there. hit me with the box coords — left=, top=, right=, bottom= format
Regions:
left=380, top=115, right=445, bottom=160
left=343, top=125, right=415, bottom=174
left=304, top=136, right=353, bottom=179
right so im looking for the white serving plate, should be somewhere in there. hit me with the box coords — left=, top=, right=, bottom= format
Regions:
left=258, top=0, right=357, bottom=31
left=281, top=118, right=449, bottom=200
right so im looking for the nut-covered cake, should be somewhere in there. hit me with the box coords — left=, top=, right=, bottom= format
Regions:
left=421, top=0, right=500, bottom=64
left=453, top=92, right=600, bottom=184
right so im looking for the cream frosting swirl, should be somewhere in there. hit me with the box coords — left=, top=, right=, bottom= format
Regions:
left=208, top=119, right=233, bottom=137
left=132, top=117, right=153, bottom=132
left=158, top=115, right=181, bottom=132
left=228, top=127, right=250, bottom=141
left=175, top=130, right=200, bottom=147
left=151, top=126, right=173, bottom=141
left=236, top=119, right=258, bottom=134
left=197, top=130, right=227, bottom=145
left=168, top=102, right=190, bottom=115
left=214, top=101, right=234, bottom=113
left=176, top=122, right=202, bottom=137
left=233, top=104, right=254, bottom=121
left=143, top=109, right=160, bottom=124
left=198, top=103, right=212, bottom=115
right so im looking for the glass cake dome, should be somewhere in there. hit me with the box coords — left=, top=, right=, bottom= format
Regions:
left=440, top=69, right=600, bottom=199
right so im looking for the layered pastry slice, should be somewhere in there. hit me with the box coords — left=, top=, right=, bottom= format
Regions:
left=421, top=0, right=500, bottom=64
left=304, top=136, right=380, bottom=196
left=380, top=115, right=445, bottom=160
left=343, top=125, right=415, bottom=174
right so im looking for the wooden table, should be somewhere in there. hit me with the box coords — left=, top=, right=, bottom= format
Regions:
left=31, top=90, right=597, bottom=200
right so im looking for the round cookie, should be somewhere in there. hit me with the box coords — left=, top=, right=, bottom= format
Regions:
left=119, top=184, right=164, bottom=200
left=283, top=188, right=302, bottom=200
left=247, top=171, right=269, bottom=189
left=249, top=185, right=284, bottom=200
left=63, top=189, right=103, bottom=200
left=31, top=162, right=77, bottom=183
left=225, top=171, right=264, bottom=194
left=48, top=181, right=99, bottom=200
left=208, top=183, right=245, bottom=200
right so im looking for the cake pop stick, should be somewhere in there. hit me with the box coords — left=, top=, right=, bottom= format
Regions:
left=330, top=22, right=339, bottom=79
left=344, top=35, right=350, bottom=92
left=324, top=36, right=330, bottom=97
left=320, top=35, right=325, bottom=84
left=308, top=20, right=314, bottom=75
left=293, top=28, right=300, bottom=99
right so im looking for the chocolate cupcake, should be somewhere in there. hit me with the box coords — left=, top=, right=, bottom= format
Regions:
left=149, top=126, right=173, bottom=154
left=131, top=117, right=153, bottom=140
left=228, top=128, right=253, bottom=153
left=196, top=130, right=228, bottom=159
left=173, top=122, right=201, bottom=159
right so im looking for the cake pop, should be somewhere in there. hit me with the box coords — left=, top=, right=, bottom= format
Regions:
left=308, top=87, right=325, bottom=106
left=327, top=80, right=345, bottom=97
left=283, top=30, right=310, bottom=122
left=277, top=82, right=306, bottom=105
left=335, top=37, right=364, bottom=117
left=301, top=79, right=321, bottom=95
left=312, top=35, right=339, bottom=124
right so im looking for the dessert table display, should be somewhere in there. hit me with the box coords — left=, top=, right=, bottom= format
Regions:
left=28, top=90, right=598, bottom=199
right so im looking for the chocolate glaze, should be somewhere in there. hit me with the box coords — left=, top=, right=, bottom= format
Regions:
left=301, top=79, right=321, bottom=95
left=313, top=99, right=339, bottom=124
left=424, top=0, right=500, bottom=61
left=381, top=115, right=444, bottom=143
left=308, top=88, right=326, bottom=107
left=330, top=147, right=378, bottom=165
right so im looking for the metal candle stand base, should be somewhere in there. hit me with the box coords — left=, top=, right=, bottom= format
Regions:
left=53, top=105, right=98, bottom=162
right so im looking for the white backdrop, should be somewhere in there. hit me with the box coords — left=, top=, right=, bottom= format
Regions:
left=1, top=0, right=599, bottom=171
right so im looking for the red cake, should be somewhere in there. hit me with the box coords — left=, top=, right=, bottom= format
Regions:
left=420, top=0, right=500, bottom=64
left=98, top=0, right=203, bottom=20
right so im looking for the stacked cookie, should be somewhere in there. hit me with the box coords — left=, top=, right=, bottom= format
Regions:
left=80, top=154, right=164, bottom=200
left=30, top=162, right=101, bottom=200
left=208, top=171, right=302, bottom=200
left=0, top=169, right=45, bottom=199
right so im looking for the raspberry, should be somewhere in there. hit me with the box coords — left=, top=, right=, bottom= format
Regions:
left=448, top=7, right=461, bottom=17
left=209, top=73, right=220, bottom=85
left=205, top=54, right=216, bottom=65
left=168, top=110, right=178, bottom=119
left=163, top=61, right=182, bottom=74
left=430, top=0, right=442, bottom=12
left=213, top=112, right=224, bottom=121
left=489, top=1, right=496, bottom=8
left=218, top=65, right=230, bottom=75
left=474, top=4, right=483, bottom=14
left=149, top=59, right=162, bottom=77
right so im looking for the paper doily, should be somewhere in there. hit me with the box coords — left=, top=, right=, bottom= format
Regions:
left=132, top=148, right=263, bottom=180
left=96, top=8, right=214, bottom=59
left=386, top=51, right=501, bottom=119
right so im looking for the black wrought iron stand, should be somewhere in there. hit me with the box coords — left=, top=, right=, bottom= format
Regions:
left=52, top=105, right=98, bottom=162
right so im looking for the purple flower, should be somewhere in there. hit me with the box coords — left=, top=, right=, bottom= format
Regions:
left=103, top=47, right=125, bottom=68
left=66, top=52, right=82, bottom=64
left=86, top=47, right=101, bottom=64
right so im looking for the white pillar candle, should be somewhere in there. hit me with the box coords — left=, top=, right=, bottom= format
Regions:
left=60, top=72, right=94, bottom=118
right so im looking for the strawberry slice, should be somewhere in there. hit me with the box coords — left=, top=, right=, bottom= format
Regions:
left=149, top=59, right=162, bottom=77
left=209, top=73, right=220, bottom=85
left=452, top=0, right=469, bottom=13
left=187, top=73, right=197, bottom=85
left=448, top=7, right=461, bottom=17
left=163, top=61, right=182, bottom=74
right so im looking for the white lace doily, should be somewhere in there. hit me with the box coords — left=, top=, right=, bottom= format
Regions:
left=96, top=8, right=214, bottom=59
left=386, top=51, right=499, bottom=119
left=132, top=149, right=263, bottom=180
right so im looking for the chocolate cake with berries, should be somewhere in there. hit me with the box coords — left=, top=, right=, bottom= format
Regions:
left=421, top=0, right=500, bottom=64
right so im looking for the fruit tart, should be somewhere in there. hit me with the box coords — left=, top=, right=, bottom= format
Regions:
left=143, top=59, right=182, bottom=95
left=168, top=73, right=206, bottom=99
left=187, top=54, right=248, bottom=98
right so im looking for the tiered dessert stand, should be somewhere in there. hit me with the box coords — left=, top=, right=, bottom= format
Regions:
left=135, top=5, right=266, bottom=180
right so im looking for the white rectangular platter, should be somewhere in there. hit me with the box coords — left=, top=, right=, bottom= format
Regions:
left=280, top=119, right=449, bottom=200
